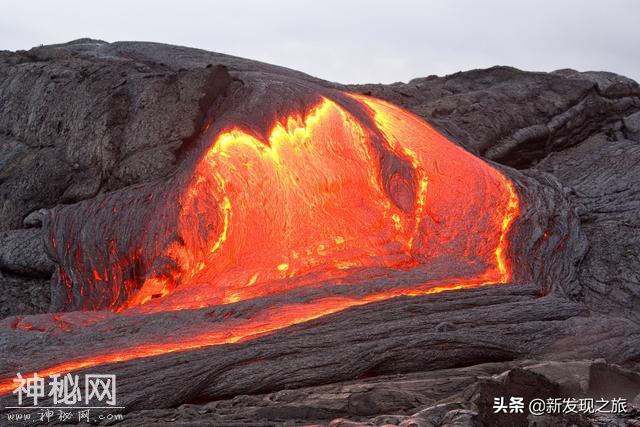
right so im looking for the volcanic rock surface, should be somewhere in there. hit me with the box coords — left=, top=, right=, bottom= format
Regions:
left=0, top=40, right=639, bottom=426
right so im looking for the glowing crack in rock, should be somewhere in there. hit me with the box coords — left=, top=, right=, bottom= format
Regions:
left=0, top=92, right=519, bottom=395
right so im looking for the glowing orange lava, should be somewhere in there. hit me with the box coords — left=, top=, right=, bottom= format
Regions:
left=0, top=92, right=520, bottom=395
left=121, top=94, right=518, bottom=313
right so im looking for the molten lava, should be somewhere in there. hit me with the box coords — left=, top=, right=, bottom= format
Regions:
left=122, top=93, right=518, bottom=313
left=0, top=92, right=519, bottom=396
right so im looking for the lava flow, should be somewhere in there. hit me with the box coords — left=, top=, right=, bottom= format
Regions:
left=120, top=93, right=519, bottom=313
left=0, top=92, right=519, bottom=395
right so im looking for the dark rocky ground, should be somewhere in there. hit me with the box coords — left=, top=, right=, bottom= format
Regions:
left=1, top=40, right=640, bottom=426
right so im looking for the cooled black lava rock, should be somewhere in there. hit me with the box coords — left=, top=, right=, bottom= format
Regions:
left=1, top=40, right=640, bottom=427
